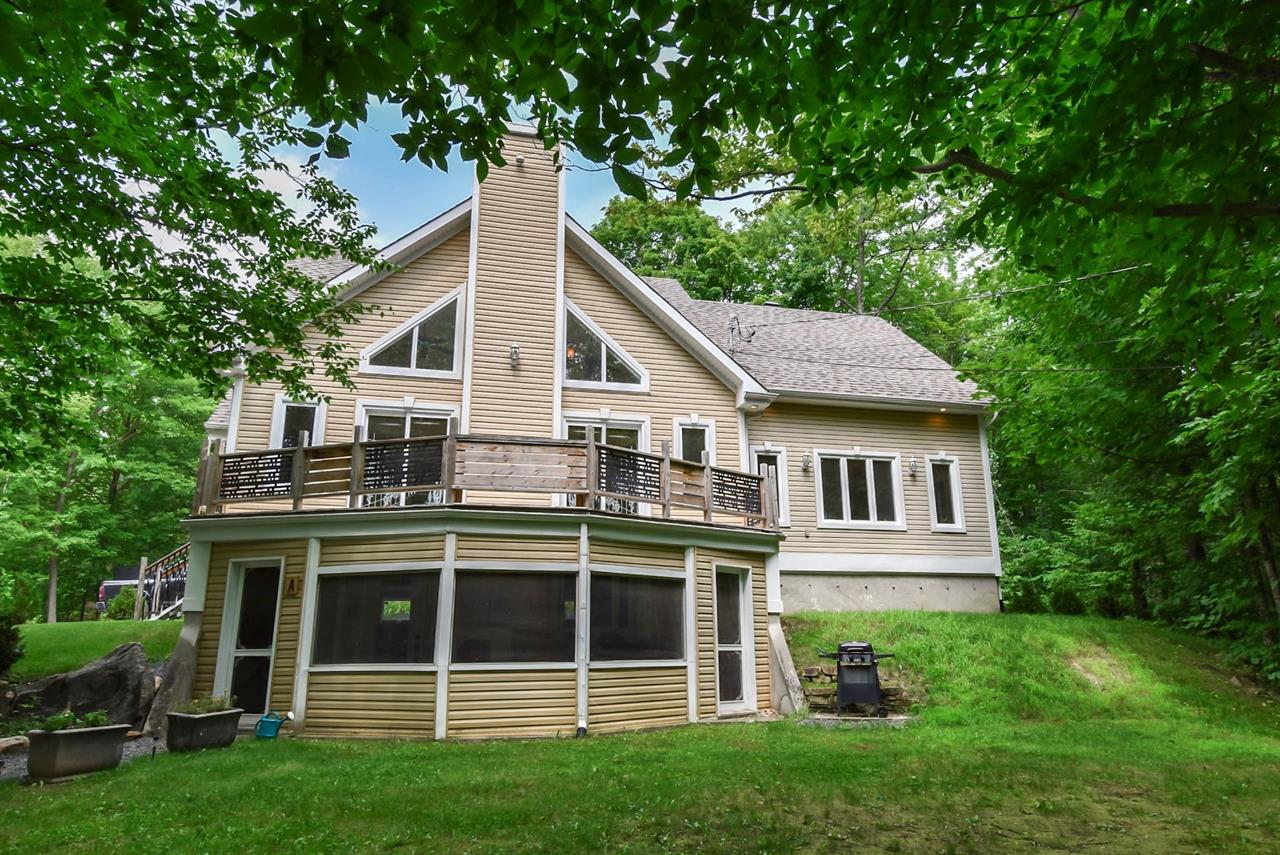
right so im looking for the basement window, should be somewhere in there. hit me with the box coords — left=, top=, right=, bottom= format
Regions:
left=451, top=572, right=577, bottom=663
left=816, top=451, right=904, bottom=529
left=563, top=300, right=648, bottom=391
left=927, top=454, right=966, bottom=532
left=312, top=572, right=439, bottom=665
left=590, top=574, right=684, bottom=661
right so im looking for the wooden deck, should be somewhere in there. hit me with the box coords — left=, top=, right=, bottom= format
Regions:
left=192, top=422, right=778, bottom=530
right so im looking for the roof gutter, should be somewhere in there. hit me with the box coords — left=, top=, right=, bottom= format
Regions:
left=769, top=389, right=989, bottom=415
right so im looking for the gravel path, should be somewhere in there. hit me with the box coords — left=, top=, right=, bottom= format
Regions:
left=0, top=735, right=166, bottom=783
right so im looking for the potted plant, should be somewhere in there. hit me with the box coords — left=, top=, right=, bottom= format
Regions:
left=166, top=695, right=243, bottom=752
left=26, top=710, right=132, bottom=782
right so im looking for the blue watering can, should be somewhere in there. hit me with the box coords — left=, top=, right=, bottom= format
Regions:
left=254, top=711, right=294, bottom=739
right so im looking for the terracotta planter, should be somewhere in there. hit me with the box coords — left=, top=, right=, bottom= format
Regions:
left=166, top=708, right=243, bottom=752
left=26, top=724, right=132, bottom=782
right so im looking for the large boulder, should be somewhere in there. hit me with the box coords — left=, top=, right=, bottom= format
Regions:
left=13, top=642, right=156, bottom=726
left=143, top=633, right=197, bottom=737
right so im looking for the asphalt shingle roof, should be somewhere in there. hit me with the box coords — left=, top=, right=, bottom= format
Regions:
left=289, top=255, right=352, bottom=281
left=204, top=388, right=233, bottom=430
left=644, top=277, right=982, bottom=407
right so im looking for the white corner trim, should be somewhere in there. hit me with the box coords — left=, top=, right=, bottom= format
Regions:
left=562, top=297, right=650, bottom=392
left=576, top=522, right=589, bottom=731
left=552, top=160, right=566, bottom=439
left=812, top=448, right=907, bottom=531
left=777, top=552, right=1001, bottom=576
left=749, top=444, right=792, bottom=528
left=357, top=284, right=465, bottom=380
left=268, top=393, right=328, bottom=449
left=564, top=216, right=769, bottom=399
left=684, top=547, right=698, bottom=722
left=925, top=453, right=967, bottom=533
left=292, top=538, right=321, bottom=728
left=181, top=541, right=211, bottom=612
left=672, top=416, right=717, bottom=465
left=979, top=417, right=1004, bottom=577
left=434, top=532, right=457, bottom=739
left=330, top=198, right=472, bottom=299
left=225, top=375, right=245, bottom=453
left=737, top=411, right=749, bottom=472
left=461, top=176, right=481, bottom=432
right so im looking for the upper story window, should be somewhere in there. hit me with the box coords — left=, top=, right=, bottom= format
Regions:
left=673, top=416, right=715, bottom=465
left=750, top=445, right=791, bottom=527
left=360, top=287, right=463, bottom=379
left=563, top=299, right=648, bottom=392
left=269, top=394, right=326, bottom=448
left=927, top=454, right=966, bottom=532
left=815, top=450, right=905, bottom=530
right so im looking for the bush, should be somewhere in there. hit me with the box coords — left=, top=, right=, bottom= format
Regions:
left=174, top=694, right=236, bottom=715
left=39, top=710, right=110, bottom=731
left=104, top=587, right=137, bottom=621
left=0, top=611, right=23, bottom=679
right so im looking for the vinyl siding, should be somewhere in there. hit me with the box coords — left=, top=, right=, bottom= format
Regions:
left=467, top=133, right=560, bottom=437
left=319, top=535, right=445, bottom=566
left=446, top=669, right=577, bottom=739
left=695, top=556, right=716, bottom=719
left=697, top=548, right=771, bottom=712
left=588, top=667, right=687, bottom=733
left=304, top=671, right=436, bottom=739
left=454, top=534, right=578, bottom=564
left=588, top=538, right=684, bottom=570
left=232, top=229, right=470, bottom=454
left=192, top=539, right=308, bottom=706
left=562, top=249, right=741, bottom=466
left=746, top=404, right=995, bottom=556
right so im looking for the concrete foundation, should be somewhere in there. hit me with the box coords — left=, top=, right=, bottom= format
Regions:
left=781, top=573, right=1000, bottom=613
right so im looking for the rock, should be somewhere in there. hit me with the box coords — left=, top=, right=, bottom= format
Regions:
left=801, top=666, right=822, bottom=678
left=13, top=643, right=156, bottom=727
left=0, top=735, right=26, bottom=754
left=143, top=629, right=196, bottom=737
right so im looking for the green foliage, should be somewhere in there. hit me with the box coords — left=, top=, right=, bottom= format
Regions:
left=0, top=611, right=22, bottom=679
left=36, top=710, right=110, bottom=732
left=104, top=587, right=136, bottom=621
left=10, top=621, right=180, bottom=682
left=174, top=695, right=237, bottom=715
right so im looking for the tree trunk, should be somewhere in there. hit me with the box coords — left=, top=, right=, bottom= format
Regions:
left=1130, top=562, right=1151, bottom=620
left=45, top=450, right=78, bottom=624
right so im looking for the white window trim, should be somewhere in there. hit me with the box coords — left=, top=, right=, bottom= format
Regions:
left=358, top=284, right=465, bottom=380
left=562, top=411, right=652, bottom=512
left=562, top=297, right=650, bottom=393
left=268, top=394, right=327, bottom=448
left=813, top=448, right=907, bottom=531
left=212, top=557, right=285, bottom=715
left=749, top=443, right=791, bottom=528
left=354, top=398, right=459, bottom=437
left=713, top=564, right=757, bottom=715
left=925, top=453, right=967, bottom=533
left=672, top=415, right=716, bottom=465
left=586, top=570, right=687, bottom=666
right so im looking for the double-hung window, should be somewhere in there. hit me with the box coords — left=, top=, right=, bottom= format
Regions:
left=269, top=396, right=326, bottom=449
left=816, top=450, right=904, bottom=529
left=926, top=454, right=966, bottom=532
left=673, top=417, right=714, bottom=465
left=750, top=445, right=790, bottom=527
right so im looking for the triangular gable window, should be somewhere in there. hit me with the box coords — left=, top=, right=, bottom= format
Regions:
left=564, top=300, right=648, bottom=390
left=361, top=288, right=462, bottom=377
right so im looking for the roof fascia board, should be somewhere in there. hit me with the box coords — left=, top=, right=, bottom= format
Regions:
left=771, top=389, right=989, bottom=414
left=564, top=216, right=770, bottom=399
left=329, top=198, right=472, bottom=300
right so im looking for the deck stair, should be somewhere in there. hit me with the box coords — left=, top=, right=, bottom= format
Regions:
left=132, top=543, right=190, bottom=620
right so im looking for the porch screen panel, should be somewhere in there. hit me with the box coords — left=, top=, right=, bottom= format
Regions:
left=312, top=572, right=439, bottom=664
left=452, top=572, right=576, bottom=663
left=590, top=575, right=684, bottom=661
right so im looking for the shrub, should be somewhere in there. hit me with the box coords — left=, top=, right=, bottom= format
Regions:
left=174, top=695, right=236, bottom=714
left=38, top=710, right=110, bottom=731
left=0, top=611, right=23, bottom=679
left=104, top=587, right=137, bottom=621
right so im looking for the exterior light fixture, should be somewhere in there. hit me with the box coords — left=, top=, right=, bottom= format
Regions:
left=510, top=345, right=520, bottom=367
left=940, top=407, right=948, bottom=413
left=909, top=456, right=919, bottom=476
left=801, top=451, right=813, bottom=472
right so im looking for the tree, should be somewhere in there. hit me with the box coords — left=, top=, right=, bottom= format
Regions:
left=590, top=198, right=749, bottom=301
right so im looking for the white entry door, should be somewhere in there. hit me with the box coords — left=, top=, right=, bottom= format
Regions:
left=714, top=568, right=752, bottom=714
left=220, top=563, right=282, bottom=715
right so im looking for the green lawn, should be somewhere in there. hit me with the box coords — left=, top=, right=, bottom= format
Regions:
left=10, top=620, right=180, bottom=682
left=1, top=613, right=1278, bottom=853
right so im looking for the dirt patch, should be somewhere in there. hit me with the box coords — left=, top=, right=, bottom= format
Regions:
left=1068, top=644, right=1133, bottom=692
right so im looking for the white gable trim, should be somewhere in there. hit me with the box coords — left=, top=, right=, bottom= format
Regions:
left=329, top=198, right=472, bottom=299
left=563, top=297, right=650, bottom=393
left=563, top=216, right=771, bottom=405
left=357, top=284, right=465, bottom=380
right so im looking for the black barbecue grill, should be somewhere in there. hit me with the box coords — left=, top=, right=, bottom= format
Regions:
left=817, top=641, right=894, bottom=716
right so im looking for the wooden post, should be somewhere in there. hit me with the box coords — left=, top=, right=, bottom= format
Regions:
left=585, top=430, right=598, bottom=510
left=762, top=472, right=778, bottom=529
left=199, top=440, right=223, bottom=515
left=660, top=440, right=672, bottom=519
left=291, top=430, right=309, bottom=511
left=132, top=556, right=148, bottom=620
left=348, top=425, right=364, bottom=509
left=191, top=442, right=209, bottom=516
left=442, top=417, right=459, bottom=504
left=702, top=450, right=714, bottom=523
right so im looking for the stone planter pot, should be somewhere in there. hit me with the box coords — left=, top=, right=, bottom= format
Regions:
left=26, top=724, right=132, bottom=782
left=166, top=708, right=243, bottom=752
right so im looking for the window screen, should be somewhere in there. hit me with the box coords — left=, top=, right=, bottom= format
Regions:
left=590, top=575, right=684, bottom=661
left=932, top=461, right=957, bottom=526
left=452, top=572, right=576, bottom=663
left=280, top=404, right=316, bottom=448
left=312, top=572, right=439, bottom=665
left=679, top=425, right=708, bottom=464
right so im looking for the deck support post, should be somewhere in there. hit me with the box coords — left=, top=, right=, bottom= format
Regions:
left=660, top=441, right=672, bottom=519
left=702, top=450, right=714, bottom=523
left=290, top=431, right=309, bottom=511
left=576, top=522, right=590, bottom=735
left=132, top=555, right=148, bottom=620
left=443, top=417, right=459, bottom=504
left=348, top=425, right=364, bottom=509
left=585, top=431, right=598, bottom=511
left=191, top=442, right=210, bottom=516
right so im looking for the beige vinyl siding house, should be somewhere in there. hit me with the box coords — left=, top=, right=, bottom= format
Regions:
left=181, top=123, right=999, bottom=742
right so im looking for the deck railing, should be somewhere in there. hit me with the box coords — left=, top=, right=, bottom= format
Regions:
left=131, top=542, right=190, bottom=620
left=193, top=420, right=778, bottom=530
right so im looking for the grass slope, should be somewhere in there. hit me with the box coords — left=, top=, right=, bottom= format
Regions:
left=1, top=613, right=1277, bottom=854
left=10, top=620, right=180, bottom=682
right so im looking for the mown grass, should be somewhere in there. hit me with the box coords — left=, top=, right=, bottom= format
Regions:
left=1, top=613, right=1278, bottom=854
left=10, top=620, right=180, bottom=682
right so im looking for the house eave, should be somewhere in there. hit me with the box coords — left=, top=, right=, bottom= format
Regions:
left=769, top=389, right=990, bottom=414
left=329, top=198, right=473, bottom=301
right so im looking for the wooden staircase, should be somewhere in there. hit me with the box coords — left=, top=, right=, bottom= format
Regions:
left=132, top=543, right=190, bottom=620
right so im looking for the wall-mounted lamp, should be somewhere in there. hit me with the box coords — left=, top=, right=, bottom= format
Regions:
left=908, top=456, right=919, bottom=476
left=509, top=345, right=520, bottom=367
left=516, top=154, right=526, bottom=165
left=801, top=451, right=813, bottom=472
